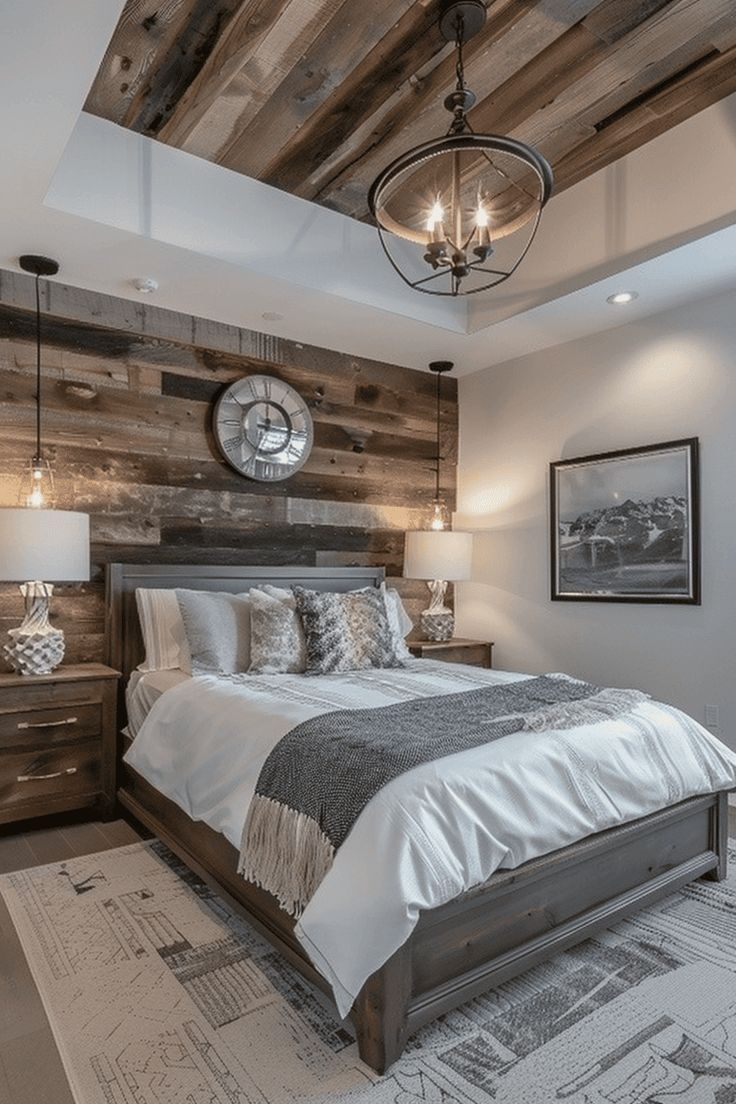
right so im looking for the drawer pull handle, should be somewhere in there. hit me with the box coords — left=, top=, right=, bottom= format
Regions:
left=17, top=716, right=78, bottom=730
left=16, top=767, right=78, bottom=783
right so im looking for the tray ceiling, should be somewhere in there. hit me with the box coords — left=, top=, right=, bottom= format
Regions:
left=85, top=0, right=736, bottom=221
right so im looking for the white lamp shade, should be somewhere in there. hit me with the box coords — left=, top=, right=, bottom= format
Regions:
left=404, top=529, right=473, bottom=582
left=0, top=509, right=90, bottom=582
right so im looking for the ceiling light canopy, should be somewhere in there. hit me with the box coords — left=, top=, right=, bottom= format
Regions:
left=368, top=0, right=553, bottom=297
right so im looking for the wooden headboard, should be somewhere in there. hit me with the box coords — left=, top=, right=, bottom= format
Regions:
left=105, top=563, right=386, bottom=687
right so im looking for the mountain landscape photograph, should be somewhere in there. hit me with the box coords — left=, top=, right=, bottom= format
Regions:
left=551, top=441, right=699, bottom=603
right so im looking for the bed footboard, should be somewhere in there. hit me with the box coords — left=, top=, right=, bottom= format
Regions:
left=119, top=762, right=728, bottom=1077
left=351, top=791, right=728, bottom=1074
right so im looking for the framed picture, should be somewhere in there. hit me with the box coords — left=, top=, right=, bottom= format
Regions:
left=550, top=438, right=700, bottom=604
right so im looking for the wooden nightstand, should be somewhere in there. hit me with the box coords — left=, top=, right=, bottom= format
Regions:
left=0, top=663, right=120, bottom=826
left=408, top=638, right=494, bottom=668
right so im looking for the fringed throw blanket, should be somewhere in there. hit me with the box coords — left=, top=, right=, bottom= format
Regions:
left=239, top=675, right=647, bottom=916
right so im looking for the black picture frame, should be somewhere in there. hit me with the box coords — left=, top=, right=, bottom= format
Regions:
left=550, top=438, right=700, bottom=604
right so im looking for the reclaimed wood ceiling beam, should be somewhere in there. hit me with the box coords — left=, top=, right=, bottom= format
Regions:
left=300, top=0, right=605, bottom=214
left=85, top=0, right=244, bottom=133
left=313, top=0, right=736, bottom=219
left=216, top=0, right=441, bottom=180
left=552, top=41, right=736, bottom=192
left=84, top=0, right=736, bottom=225
left=156, top=0, right=347, bottom=158
left=390, top=0, right=736, bottom=227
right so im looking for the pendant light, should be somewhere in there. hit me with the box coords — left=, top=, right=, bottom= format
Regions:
left=428, top=360, right=453, bottom=530
left=18, top=254, right=60, bottom=508
left=368, top=0, right=553, bottom=297
left=403, top=359, right=473, bottom=641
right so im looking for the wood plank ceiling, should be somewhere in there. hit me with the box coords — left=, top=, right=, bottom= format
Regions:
left=85, top=0, right=736, bottom=221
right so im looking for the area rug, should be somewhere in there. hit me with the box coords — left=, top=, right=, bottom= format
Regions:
left=2, top=839, right=736, bottom=1104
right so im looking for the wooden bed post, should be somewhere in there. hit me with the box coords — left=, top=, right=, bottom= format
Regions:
left=352, top=943, right=412, bottom=1075
left=703, top=790, right=729, bottom=882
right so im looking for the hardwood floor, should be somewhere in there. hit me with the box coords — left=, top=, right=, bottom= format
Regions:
left=0, top=809, right=734, bottom=1104
left=0, top=817, right=144, bottom=1104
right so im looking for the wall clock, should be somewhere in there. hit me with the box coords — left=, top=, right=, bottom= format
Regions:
left=213, top=374, right=314, bottom=482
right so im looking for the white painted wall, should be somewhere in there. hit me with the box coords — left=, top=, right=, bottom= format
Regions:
left=456, top=288, right=736, bottom=751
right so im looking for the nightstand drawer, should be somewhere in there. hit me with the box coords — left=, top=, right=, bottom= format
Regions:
left=0, top=702, right=102, bottom=748
left=0, top=664, right=120, bottom=827
left=408, top=639, right=494, bottom=668
left=0, top=739, right=101, bottom=815
left=428, top=644, right=490, bottom=667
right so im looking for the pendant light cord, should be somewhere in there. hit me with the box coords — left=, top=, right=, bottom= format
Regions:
left=435, top=367, right=441, bottom=502
left=34, top=272, right=42, bottom=463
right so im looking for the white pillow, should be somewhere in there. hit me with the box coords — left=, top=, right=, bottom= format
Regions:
left=135, top=588, right=192, bottom=673
left=248, top=586, right=306, bottom=674
left=383, top=585, right=413, bottom=659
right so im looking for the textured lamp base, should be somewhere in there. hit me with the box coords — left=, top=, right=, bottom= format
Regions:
left=421, top=577, right=454, bottom=641
left=2, top=581, right=65, bottom=676
left=4, top=627, right=65, bottom=676
left=420, top=611, right=454, bottom=641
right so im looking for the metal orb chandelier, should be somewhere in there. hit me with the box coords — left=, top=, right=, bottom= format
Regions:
left=368, top=0, right=554, bottom=297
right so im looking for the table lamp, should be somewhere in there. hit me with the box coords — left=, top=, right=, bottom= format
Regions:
left=404, top=529, right=473, bottom=641
left=0, top=508, right=90, bottom=675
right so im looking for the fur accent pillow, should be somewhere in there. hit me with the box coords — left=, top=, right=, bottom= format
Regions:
left=248, top=586, right=306, bottom=674
left=293, top=586, right=406, bottom=674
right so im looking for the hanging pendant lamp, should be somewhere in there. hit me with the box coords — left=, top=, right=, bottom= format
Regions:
left=368, top=0, right=553, bottom=297
left=428, top=360, right=453, bottom=531
left=18, top=254, right=60, bottom=508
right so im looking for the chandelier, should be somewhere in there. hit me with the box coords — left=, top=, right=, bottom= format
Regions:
left=368, top=0, right=553, bottom=297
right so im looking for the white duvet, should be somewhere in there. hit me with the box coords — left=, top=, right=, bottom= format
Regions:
left=125, top=660, right=736, bottom=1018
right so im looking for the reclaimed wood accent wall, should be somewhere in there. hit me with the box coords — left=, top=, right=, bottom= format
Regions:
left=0, top=269, right=457, bottom=668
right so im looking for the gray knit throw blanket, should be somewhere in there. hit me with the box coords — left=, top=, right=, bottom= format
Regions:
left=238, top=675, right=647, bottom=916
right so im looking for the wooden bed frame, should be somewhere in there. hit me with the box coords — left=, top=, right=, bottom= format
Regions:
left=107, top=563, right=730, bottom=1074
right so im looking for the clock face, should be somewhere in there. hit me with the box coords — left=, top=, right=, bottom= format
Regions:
left=213, top=374, right=314, bottom=482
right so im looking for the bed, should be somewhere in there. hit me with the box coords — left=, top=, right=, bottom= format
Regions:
left=107, top=562, right=733, bottom=1074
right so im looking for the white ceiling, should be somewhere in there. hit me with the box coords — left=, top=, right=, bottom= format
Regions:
left=3, top=0, right=736, bottom=377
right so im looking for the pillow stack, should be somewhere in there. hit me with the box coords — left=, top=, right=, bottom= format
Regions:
left=136, top=582, right=413, bottom=677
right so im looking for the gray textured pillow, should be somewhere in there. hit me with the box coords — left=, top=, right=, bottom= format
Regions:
left=248, top=586, right=306, bottom=674
left=293, top=586, right=406, bottom=674
left=175, top=589, right=251, bottom=675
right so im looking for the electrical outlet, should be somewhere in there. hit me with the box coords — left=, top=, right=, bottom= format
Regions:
left=704, top=704, right=720, bottom=730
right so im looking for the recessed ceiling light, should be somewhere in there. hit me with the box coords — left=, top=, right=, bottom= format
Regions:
left=262, top=311, right=283, bottom=321
left=606, top=290, right=638, bottom=305
left=132, top=276, right=159, bottom=294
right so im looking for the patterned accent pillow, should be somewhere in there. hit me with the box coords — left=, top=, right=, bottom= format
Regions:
left=293, top=586, right=406, bottom=674
left=248, top=587, right=306, bottom=674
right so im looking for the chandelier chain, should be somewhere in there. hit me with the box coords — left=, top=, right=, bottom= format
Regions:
left=34, top=272, right=42, bottom=464
left=455, top=14, right=465, bottom=92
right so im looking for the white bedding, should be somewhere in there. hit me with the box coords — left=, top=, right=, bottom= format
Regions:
left=125, top=669, right=190, bottom=738
left=125, top=660, right=736, bottom=1018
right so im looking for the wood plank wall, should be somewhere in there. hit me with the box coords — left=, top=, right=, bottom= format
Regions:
left=0, top=270, right=457, bottom=668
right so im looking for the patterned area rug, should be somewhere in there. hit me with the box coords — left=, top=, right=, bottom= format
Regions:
left=2, top=839, right=736, bottom=1104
